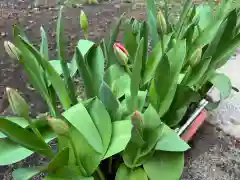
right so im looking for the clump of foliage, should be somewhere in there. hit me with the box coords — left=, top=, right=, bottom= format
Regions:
left=1, top=0, right=239, bottom=180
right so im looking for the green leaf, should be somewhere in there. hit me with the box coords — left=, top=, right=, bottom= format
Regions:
left=163, top=85, right=200, bottom=127
left=156, top=39, right=187, bottom=117
left=75, top=48, right=96, bottom=98
left=209, top=72, right=232, bottom=99
left=57, top=6, right=77, bottom=105
left=49, top=60, right=71, bottom=76
left=129, top=168, right=148, bottom=180
left=48, top=147, right=69, bottom=171
left=115, top=163, right=131, bottom=180
left=144, top=151, right=184, bottom=180
left=62, top=102, right=103, bottom=154
left=104, top=64, right=125, bottom=87
left=143, top=104, right=161, bottom=129
left=104, top=120, right=132, bottom=159
left=212, top=33, right=240, bottom=68
left=40, top=26, right=49, bottom=60
left=196, top=4, right=214, bottom=31
left=77, top=39, right=95, bottom=57
left=18, top=36, right=71, bottom=110
left=0, top=127, right=55, bottom=165
left=123, top=22, right=138, bottom=60
left=130, top=38, right=144, bottom=111
left=86, top=45, right=105, bottom=94
left=0, top=117, right=52, bottom=157
left=85, top=98, right=112, bottom=154
left=155, top=125, right=190, bottom=152
left=112, top=74, right=131, bottom=98
left=183, top=57, right=211, bottom=87
left=12, top=167, right=42, bottom=180
left=0, top=117, right=28, bottom=138
left=142, top=34, right=172, bottom=86
left=147, top=10, right=159, bottom=48
left=99, top=81, right=119, bottom=118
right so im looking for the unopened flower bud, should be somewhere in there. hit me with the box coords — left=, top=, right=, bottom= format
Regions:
left=6, top=87, right=29, bottom=118
left=4, top=41, right=20, bottom=60
left=131, top=110, right=144, bottom=128
left=132, top=19, right=140, bottom=36
left=157, top=9, right=167, bottom=34
left=113, top=43, right=129, bottom=65
left=80, top=10, right=88, bottom=39
left=189, top=48, right=202, bottom=67
left=47, top=117, right=69, bottom=136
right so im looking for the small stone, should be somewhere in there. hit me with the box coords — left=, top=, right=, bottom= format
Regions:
left=0, top=32, right=7, bottom=37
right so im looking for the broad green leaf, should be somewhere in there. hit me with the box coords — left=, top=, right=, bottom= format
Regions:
left=147, top=10, right=159, bottom=48
left=212, top=33, right=240, bottom=68
left=129, top=168, right=148, bottom=180
left=115, top=163, right=131, bottom=180
left=62, top=102, right=103, bottom=153
left=0, top=117, right=52, bottom=157
left=196, top=4, right=214, bottom=31
left=144, top=151, right=184, bottom=180
left=12, top=167, right=42, bottom=180
left=57, top=7, right=77, bottom=105
left=86, top=45, right=105, bottom=93
left=104, top=120, right=132, bottom=159
left=188, top=19, right=222, bottom=59
left=77, top=39, right=95, bottom=57
left=163, top=85, right=200, bottom=127
left=142, top=34, right=172, bottom=85
left=48, top=147, right=69, bottom=171
left=155, top=125, right=190, bottom=152
left=0, top=117, right=28, bottom=138
left=40, top=26, right=49, bottom=60
left=123, top=22, right=138, bottom=60
left=143, top=104, right=161, bottom=129
left=104, top=64, right=125, bottom=87
left=156, top=39, right=187, bottom=117
left=99, top=81, right=119, bottom=118
left=183, top=57, right=211, bottom=88
left=112, top=74, right=131, bottom=98
left=139, top=21, right=149, bottom=74
left=70, top=39, right=95, bottom=76
left=209, top=73, right=232, bottom=99
left=75, top=48, right=96, bottom=98
left=19, top=36, right=71, bottom=110
left=85, top=98, right=112, bottom=154
left=49, top=60, right=71, bottom=76
left=130, top=38, right=144, bottom=111
left=45, top=165, right=93, bottom=180
left=0, top=127, right=55, bottom=165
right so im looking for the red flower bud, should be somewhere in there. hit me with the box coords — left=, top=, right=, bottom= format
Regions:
left=113, top=43, right=129, bottom=66
left=131, top=110, right=144, bottom=128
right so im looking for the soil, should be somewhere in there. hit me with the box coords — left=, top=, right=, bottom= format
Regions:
left=1, top=0, right=240, bottom=180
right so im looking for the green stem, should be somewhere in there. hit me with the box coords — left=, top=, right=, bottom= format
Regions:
left=125, top=64, right=132, bottom=75
left=68, top=135, right=87, bottom=176
left=96, top=168, right=105, bottom=180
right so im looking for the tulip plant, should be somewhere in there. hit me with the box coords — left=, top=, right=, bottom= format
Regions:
left=0, top=0, right=239, bottom=180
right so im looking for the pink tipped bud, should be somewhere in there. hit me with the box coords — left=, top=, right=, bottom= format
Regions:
left=131, top=110, right=144, bottom=128
left=113, top=43, right=129, bottom=65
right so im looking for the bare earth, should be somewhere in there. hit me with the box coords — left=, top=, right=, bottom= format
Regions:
left=0, top=0, right=240, bottom=179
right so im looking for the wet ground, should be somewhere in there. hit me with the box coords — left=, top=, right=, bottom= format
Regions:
left=0, top=0, right=240, bottom=179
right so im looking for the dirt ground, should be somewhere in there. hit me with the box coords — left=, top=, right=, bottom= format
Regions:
left=0, top=0, right=240, bottom=180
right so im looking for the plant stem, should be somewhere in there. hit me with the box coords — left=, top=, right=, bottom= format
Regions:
left=96, top=168, right=106, bottom=180
left=68, top=135, right=87, bottom=176
left=125, top=64, right=132, bottom=75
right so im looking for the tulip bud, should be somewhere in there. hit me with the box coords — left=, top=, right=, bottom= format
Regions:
left=132, top=19, right=139, bottom=36
left=6, top=87, right=29, bottom=118
left=131, top=110, right=144, bottom=128
left=157, top=9, right=167, bottom=34
left=80, top=10, right=88, bottom=39
left=47, top=117, right=69, bottom=136
left=189, top=48, right=202, bottom=67
left=113, top=43, right=129, bottom=66
left=4, top=41, right=20, bottom=60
